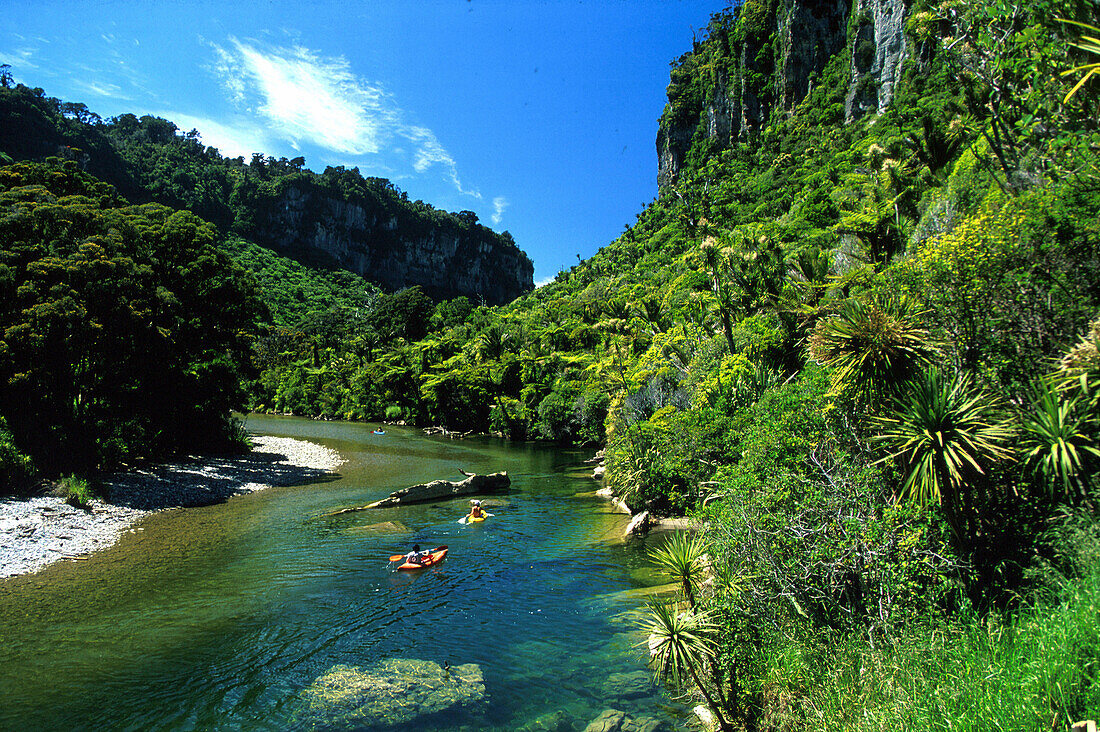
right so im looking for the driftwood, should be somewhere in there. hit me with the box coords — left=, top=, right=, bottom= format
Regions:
left=365, top=471, right=511, bottom=509
left=422, top=426, right=474, bottom=439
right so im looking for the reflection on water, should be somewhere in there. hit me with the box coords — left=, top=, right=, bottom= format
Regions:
left=0, top=416, right=685, bottom=730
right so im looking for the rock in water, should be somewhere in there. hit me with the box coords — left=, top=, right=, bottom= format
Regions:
left=519, top=708, right=577, bottom=732
left=367, top=471, right=510, bottom=508
left=602, top=670, right=653, bottom=700
left=296, top=658, right=485, bottom=728
left=583, top=709, right=666, bottom=732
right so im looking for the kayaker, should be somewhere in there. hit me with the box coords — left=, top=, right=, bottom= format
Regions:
left=405, top=544, right=428, bottom=565
left=468, top=500, right=485, bottom=520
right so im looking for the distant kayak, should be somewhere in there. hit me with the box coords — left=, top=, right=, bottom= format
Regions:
left=395, top=545, right=448, bottom=570
left=467, top=514, right=486, bottom=523
left=372, top=429, right=385, bottom=435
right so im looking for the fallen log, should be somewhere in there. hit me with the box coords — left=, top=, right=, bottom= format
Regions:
left=366, top=471, right=511, bottom=508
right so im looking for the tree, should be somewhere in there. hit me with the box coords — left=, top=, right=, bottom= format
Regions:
left=648, top=531, right=707, bottom=610
left=0, top=159, right=263, bottom=474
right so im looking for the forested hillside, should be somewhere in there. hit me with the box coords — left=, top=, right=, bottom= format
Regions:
left=0, top=81, right=533, bottom=304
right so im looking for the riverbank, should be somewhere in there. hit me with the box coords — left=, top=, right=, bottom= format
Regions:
left=0, top=435, right=343, bottom=578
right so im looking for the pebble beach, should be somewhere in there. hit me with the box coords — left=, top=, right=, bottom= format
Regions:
left=0, top=435, right=344, bottom=579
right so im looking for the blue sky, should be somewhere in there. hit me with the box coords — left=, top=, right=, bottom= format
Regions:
left=3, top=1, right=720, bottom=285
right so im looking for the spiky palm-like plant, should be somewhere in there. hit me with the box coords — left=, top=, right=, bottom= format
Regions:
left=1021, top=378, right=1099, bottom=497
left=638, top=601, right=733, bottom=731
left=873, top=368, right=1015, bottom=542
left=1059, top=19, right=1100, bottom=103
left=648, top=531, right=707, bottom=610
left=808, top=294, right=940, bottom=407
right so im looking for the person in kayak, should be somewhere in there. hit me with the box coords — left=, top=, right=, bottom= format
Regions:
left=405, top=544, right=429, bottom=564
left=468, top=500, right=485, bottom=521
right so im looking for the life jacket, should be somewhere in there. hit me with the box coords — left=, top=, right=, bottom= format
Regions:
left=470, top=505, right=483, bottom=518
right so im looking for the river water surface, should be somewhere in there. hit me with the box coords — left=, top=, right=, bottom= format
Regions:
left=0, top=416, right=683, bottom=730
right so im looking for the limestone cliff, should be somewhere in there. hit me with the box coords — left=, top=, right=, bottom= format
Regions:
left=243, top=175, right=534, bottom=306
left=657, top=0, right=910, bottom=190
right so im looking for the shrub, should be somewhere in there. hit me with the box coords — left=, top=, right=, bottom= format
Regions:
left=0, top=417, right=35, bottom=494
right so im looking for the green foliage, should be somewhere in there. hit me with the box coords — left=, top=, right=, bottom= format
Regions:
left=872, top=368, right=1016, bottom=562
left=1020, top=376, right=1100, bottom=498
left=648, top=531, right=707, bottom=609
left=752, top=545, right=1100, bottom=730
left=0, top=159, right=263, bottom=474
left=808, top=293, right=940, bottom=408
left=637, top=601, right=734, bottom=731
left=0, top=416, right=35, bottom=493
left=57, top=474, right=95, bottom=509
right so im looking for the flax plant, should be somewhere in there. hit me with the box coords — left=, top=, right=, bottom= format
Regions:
left=648, top=531, right=707, bottom=610
left=808, top=294, right=940, bottom=409
left=638, top=600, right=734, bottom=732
left=873, top=368, right=1015, bottom=545
left=1021, top=378, right=1099, bottom=497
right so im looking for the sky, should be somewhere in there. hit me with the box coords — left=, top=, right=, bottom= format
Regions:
left=3, top=0, right=721, bottom=285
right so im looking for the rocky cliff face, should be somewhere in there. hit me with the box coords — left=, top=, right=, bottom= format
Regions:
left=844, top=0, right=908, bottom=121
left=657, top=0, right=910, bottom=190
left=250, top=182, right=533, bottom=306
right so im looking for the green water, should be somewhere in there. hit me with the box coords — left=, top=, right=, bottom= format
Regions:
left=0, top=416, right=684, bottom=730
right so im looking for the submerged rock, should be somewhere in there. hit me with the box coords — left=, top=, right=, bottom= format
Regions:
left=583, top=709, right=666, bottom=732
left=520, top=708, right=577, bottom=732
left=602, top=670, right=653, bottom=700
left=367, top=471, right=510, bottom=508
left=296, top=658, right=485, bottom=728
left=346, top=520, right=409, bottom=535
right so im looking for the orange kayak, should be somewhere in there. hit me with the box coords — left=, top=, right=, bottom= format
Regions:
left=396, top=545, right=448, bottom=570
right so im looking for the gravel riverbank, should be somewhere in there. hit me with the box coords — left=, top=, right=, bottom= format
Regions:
left=0, top=435, right=344, bottom=579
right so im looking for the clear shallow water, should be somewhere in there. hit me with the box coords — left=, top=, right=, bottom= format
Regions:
left=0, top=416, right=683, bottom=730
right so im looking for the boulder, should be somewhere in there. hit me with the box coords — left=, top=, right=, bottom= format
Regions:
left=295, top=658, right=485, bottom=728
left=367, top=471, right=510, bottom=508
left=346, top=520, right=409, bottom=536
left=624, top=512, right=651, bottom=539
left=596, top=487, right=631, bottom=515
left=583, top=709, right=666, bottom=732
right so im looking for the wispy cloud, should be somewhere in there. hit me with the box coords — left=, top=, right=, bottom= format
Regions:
left=208, top=37, right=479, bottom=198
left=210, top=38, right=387, bottom=156
left=491, top=196, right=509, bottom=226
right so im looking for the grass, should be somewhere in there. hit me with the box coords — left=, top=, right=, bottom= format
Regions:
left=759, top=560, right=1100, bottom=730
left=57, top=475, right=97, bottom=509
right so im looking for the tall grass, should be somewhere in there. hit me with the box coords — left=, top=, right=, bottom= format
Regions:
left=760, top=560, right=1100, bottom=730
left=57, top=474, right=96, bottom=509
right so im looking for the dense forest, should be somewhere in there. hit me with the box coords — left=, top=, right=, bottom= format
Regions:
left=3, top=0, right=1100, bottom=726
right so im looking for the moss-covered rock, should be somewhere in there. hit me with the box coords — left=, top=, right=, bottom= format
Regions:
left=295, top=657, right=485, bottom=728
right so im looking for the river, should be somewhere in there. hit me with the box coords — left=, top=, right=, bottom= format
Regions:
left=0, top=415, right=685, bottom=730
